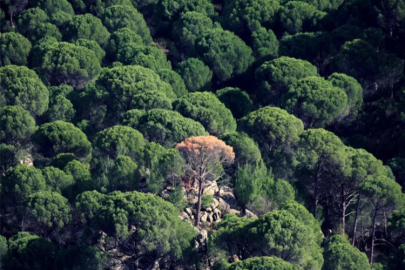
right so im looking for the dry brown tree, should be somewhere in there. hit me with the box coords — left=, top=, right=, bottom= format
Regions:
left=176, top=136, right=235, bottom=226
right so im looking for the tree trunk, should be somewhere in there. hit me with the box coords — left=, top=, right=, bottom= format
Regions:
left=352, top=194, right=361, bottom=246
left=313, top=177, right=319, bottom=217
left=370, top=208, right=378, bottom=266
left=195, top=179, right=203, bottom=226
left=341, top=186, right=346, bottom=234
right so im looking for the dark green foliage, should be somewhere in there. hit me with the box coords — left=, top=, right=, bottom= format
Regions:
left=238, top=107, right=304, bottom=160
left=0, top=65, right=49, bottom=116
left=255, top=56, right=318, bottom=106
left=75, top=191, right=196, bottom=260
left=108, top=155, right=140, bottom=191
left=129, top=91, right=173, bottom=110
left=141, top=142, right=185, bottom=193
left=63, top=160, right=92, bottom=194
left=42, top=166, right=75, bottom=199
left=195, top=28, right=254, bottom=82
left=2, top=165, right=46, bottom=204
left=96, top=65, right=175, bottom=116
left=157, top=69, right=188, bottom=97
left=35, top=42, right=102, bottom=88
left=281, top=200, right=323, bottom=244
left=174, top=92, right=237, bottom=135
left=327, top=73, right=363, bottom=113
left=102, top=5, right=152, bottom=44
left=0, top=32, right=31, bottom=66
left=323, top=235, right=371, bottom=270
left=251, top=27, right=279, bottom=60
left=220, top=132, right=262, bottom=166
left=331, top=39, right=379, bottom=82
left=172, top=11, right=213, bottom=54
left=0, top=144, right=18, bottom=175
left=166, top=185, right=187, bottom=210
left=388, top=244, right=405, bottom=270
left=93, top=125, right=145, bottom=160
left=2, top=232, right=57, bottom=270
left=278, top=1, right=328, bottom=34
left=17, top=8, right=49, bottom=36
left=279, top=32, right=332, bottom=71
left=26, top=22, right=63, bottom=42
left=32, top=0, right=74, bottom=15
left=156, top=0, right=214, bottom=26
left=105, top=28, right=144, bottom=61
left=282, top=76, right=348, bottom=127
left=25, top=191, right=71, bottom=230
left=33, top=121, right=92, bottom=160
left=0, top=235, right=6, bottom=266
left=212, top=211, right=323, bottom=269
left=46, top=95, right=75, bottom=122
left=50, top=10, right=73, bottom=27
left=225, top=256, right=300, bottom=270
left=222, top=0, right=280, bottom=37
left=117, top=44, right=172, bottom=71
left=64, top=14, right=110, bottom=46
left=122, top=108, right=208, bottom=147
left=216, top=87, right=253, bottom=118
left=175, top=58, right=212, bottom=92
left=54, top=246, right=108, bottom=270
left=0, top=106, right=36, bottom=147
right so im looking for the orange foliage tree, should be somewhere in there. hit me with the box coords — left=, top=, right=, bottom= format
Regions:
left=176, top=136, right=235, bottom=226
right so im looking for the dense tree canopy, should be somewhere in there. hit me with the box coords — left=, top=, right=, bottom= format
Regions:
left=0, top=65, right=49, bottom=116
left=35, top=41, right=102, bottom=88
left=0, top=106, right=36, bottom=147
left=63, top=14, right=110, bottom=45
left=2, top=0, right=405, bottom=268
left=255, top=56, right=318, bottom=106
left=122, top=108, right=208, bottom=147
left=175, top=58, right=212, bottom=92
left=102, top=5, right=152, bottom=44
left=195, top=28, right=254, bottom=82
left=0, top=32, right=31, bottom=66
left=33, top=121, right=92, bottom=160
left=282, top=76, right=348, bottom=127
left=173, top=92, right=237, bottom=135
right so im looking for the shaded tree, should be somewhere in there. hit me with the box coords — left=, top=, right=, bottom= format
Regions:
left=216, top=87, right=253, bottom=119
left=323, top=235, right=371, bottom=270
left=224, top=256, right=300, bottom=270
left=0, top=65, right=49, bottom=116
left=282, top=76, right=348, bottom=127
left=195, top=28, right=254, bottom=82
left=255, top=56, right=318, bottom=106
left=24, top=191, right=71, bottom=233
left=222, top=0, right=280, bottom=38
left=251, top=27, right=279, bottom=60
left=63, top=14, right=110, bottom=46
left=92, top=125, right=145, bottom=160
left=35, top=42, right=101, bottom=88
left=172, top=11, right=213, bottom=55
left=117, top=44, right=172, bottom=71
left=0, top=32, right=31, bottom=66
left=0, top=106, right=36, bottom=148
left=173, top=92, right=237, bottom=135
left=220, top=132, right=262, bottom=166
left=175, top=57, right=212, bottom=92
left=33, top=121, right=92, bottom=161
left=2, top=232, right=57, bottom=270
left=102, top=5, right=152, bottom=44
left=238, top=107, right=304, bottom=161
left=122, top=108, right=208, bottom=148
left=105, top=28, right=144, bottom=62
left=157, top=69, right=188, bottom=98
